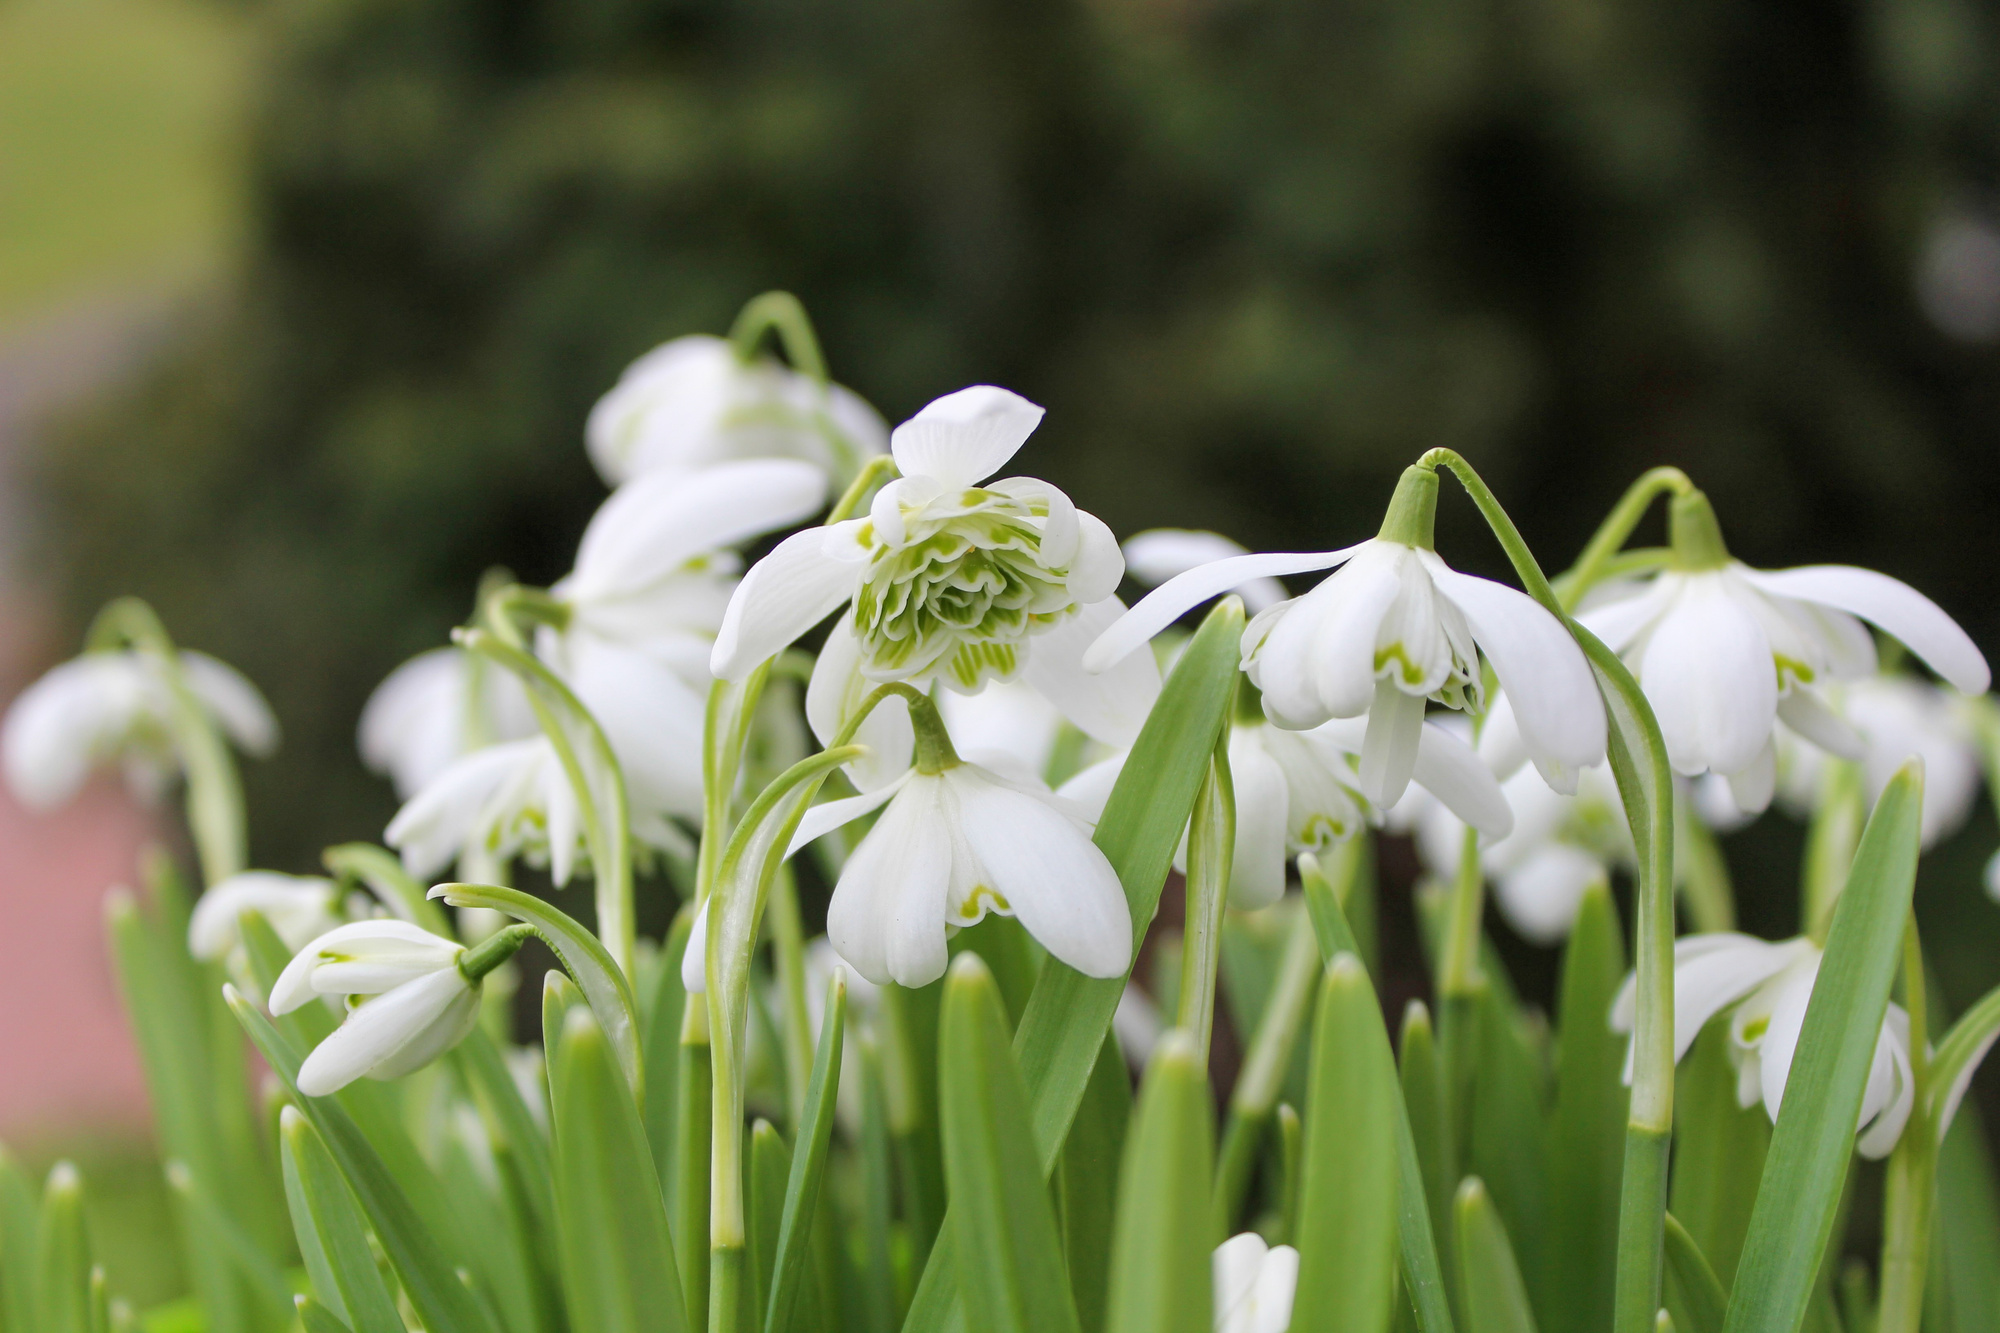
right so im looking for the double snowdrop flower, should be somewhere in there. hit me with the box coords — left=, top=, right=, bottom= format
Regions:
left=359, top=647, right=535, bottom=800
left=1611, top=934, right=1916, bottom=1158
left=187, top=872, right=342, bottom=966
left=586, top=334, right=886, bottom=487
left=271, top=920, right=520, bottom=1096
left=385, top=736, right=584, bottom=885
left=1577, top=492, right=1989, bottom=814
left=1213, top=1232, right=1299, bottom=1333
left=1087, top=468, right=1606, bottom=810
left=4, top=648, right=277, bottom=811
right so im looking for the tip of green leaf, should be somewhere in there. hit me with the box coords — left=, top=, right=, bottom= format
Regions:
left=46, top=1159, right=81, bottom=1197
left=946, top=950, right=996, bottom=992
left=563, top=1003, right=604, bottom=1044
left=1455, top=1175, right=1490, bottom=1214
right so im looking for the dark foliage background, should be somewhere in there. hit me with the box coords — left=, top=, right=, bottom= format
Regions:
left=26, top=0, right=2000, bottom=1019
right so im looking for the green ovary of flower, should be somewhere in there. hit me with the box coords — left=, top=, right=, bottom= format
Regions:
left=850, top=502, right=1076, bottom=688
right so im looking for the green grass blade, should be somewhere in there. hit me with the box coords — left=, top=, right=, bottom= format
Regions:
left=940, top=955, right=1082, bottom=1333
left=296, top=1295, right=357, bottom=1333
left=747, top=1122, right=791, bottom=1323
left=223, top=986, right=495, bottom=1333
left=438, top=1109, right=544, bottom=1333
left=278, top=1108, right=403, bottom=1333
left=1546, top=884, right=1628, bottom=1333
left=548, top=1005, right=687, bottom=1333
left=1721, top=764, right=1924, bottom=1333
left=0, top=1148, right=39, bottom=1333
left=162, top=1161, right=294, bottom=1328
left=1293, top=955, right=1400, bottom=1333
left=1060, top=1032, right=1131, bottom=1333
left=1456, top=1179, right=1539, bottom=1333
left=1103, top=1031, right=1213, bottom=1333
left=763, top=967, right=845, bottom=1333
left=37, top=1164, right=89, bottom=1333
left=1662, top=1214, right=1728, bottom=1333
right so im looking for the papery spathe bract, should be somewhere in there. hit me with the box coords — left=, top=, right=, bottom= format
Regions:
left=359, top=646, right=536, bottom=800
left=3, top=648, right=277, bottom=810
left=586, top=334, right=886, bottom=486
left=712, top=386, right=1124, bottom=697
left=1213, top=1232, right=1300, bottom=1333
left=187, top=871, right=341, bottom=963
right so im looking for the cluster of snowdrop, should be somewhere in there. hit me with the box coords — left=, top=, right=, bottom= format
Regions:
left=6, top=293, right=1997, bottom=1204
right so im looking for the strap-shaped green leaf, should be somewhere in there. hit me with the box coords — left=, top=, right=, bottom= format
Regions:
left=36, top=1164, right=88, bottom=1333
left=1468, top=989, right=1550, bottom=1319
left=454, top=1028, right=555, bottom=1248
left=900, top=597, right=1244, bottom=1333
left=940, top=954, right=1082, bottom=1333
left=296, top=1295, right=357, bottom=1333
left=747, top=1122, right=791, bottom=1322
left=279, top=1108, right=403, bottom=1333
left=1662, top=1214, right=1727, bottom=1333
left=1214, top=915, right=1320, bottom=1234
left=322, top=842, right=452, bottom=936
left=1060, top=1032, right=1132, bottom=1333
left=163, top=1161, right=294, bottom=1327
left=1293, top=956, right=1400, bottom=1333
left=764, top=970, right=845, bottom=1333
left=1456, top=1179, right=1539, bottom=1333
left=0, top=1147, right=39, bottom=1333
left=1722, top=764, right=1924, bottom=1333
left=1103, top=1031, right=1213, bottom=1333
left=1669, top=1025, right=1768, bottom=1289
left=435, top=882, right=642, bottom=1099
left=674, top=1030, right=713, bottom=1333
left=548, top=1004, right=687, bottom=1333
left=645, top=906, right=695, bottom=1200
left=1927, top=982, right=2000, bottom=1140
left=224, top=986, right=495, bottom=1333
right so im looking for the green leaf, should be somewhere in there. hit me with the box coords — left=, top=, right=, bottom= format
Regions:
left=322, top=843, right=452, bottom=936
left=0, top=1148, right=39, bottom=1333
left=1060, top=1033, right=1132, bottom=1333
left=901, top=597, right=1245, bottom=1333
left=940, top=954, right=1082, bottom=1333
left=674, top=1030, right=712, bottom=1333
left=747, top=1122, right=791, bottom=1323
left=1670, top=1024, right=1768, bottom=1289
left=764, top=967, right=845, bottom=1333
left=434, top=882, right=643, bottom=1100
left=1662, top=1214, right=1728, bottom=1333
left=1722, top=763, right=1924, bottom=1333
left=548, top=1004, right=687, bottom=1333
left=162, top=1162, right=294, bottom=1328
left=1456, top=1179, right=1539, bottom=1333
left=278, top=1109, right=403, bottom=1333
left=1293, top=955, right=1400, bottom=1333
left=1925, top=981, right=2000, bottom=1141
left=1468, top=988, right=1549, bottom=1320
left=645, top=906, right=695, bottom=1201
left=1214, top=915, right=1320, bottom=1234
left=453, top=1028, right=555, bottom=1251
left=1931, top=1105, right=2000, bottom=1333
left=1545, top=883, right=1628, bottom=1333
left=223, top=986, right=495, bottom=1333
left=437, top=1107, right=545, bottom=1333
left=858, top=1033, right=902, bottom=1333
left=37, top=1164, right=89, bottom=1333
left=295, top=1295, right=356, bottom=1333
left=1400, top=1001, right=1455, bottom=1315
left=1103, top=1031, right=1214, bottom=1333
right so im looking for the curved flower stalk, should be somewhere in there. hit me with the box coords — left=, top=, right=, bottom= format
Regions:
left=1610, top=933, right=1917, bottom=1158
left=586, top=332, right=886, bottom=487
left=1576, top=490, right=1989, bottom=815
left=713, top=386, right=1124, bottom=697
left=187, top=871, right=341, bottom=967
left=358, top=645, right=535, bottom=799
left=1086, top=465, right=1607, bottom=808
left=1213, top=1232, right=1300, bottom=1333
left=270, top=919, right=530, bottom=1096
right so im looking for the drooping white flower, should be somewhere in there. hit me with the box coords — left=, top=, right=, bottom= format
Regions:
left=271, top=921, right=481, bottom=1097
left=712, top=387, right=1125, bottom=698
left=188, top=872, right=342, bottom=963
left=1087, top=531, right=1605, bottom=810
left=1122, top=530, right=1288, bottom=613
left=1610, top=934, right=1915, bottom=1158
left=1775, top=675, right=1987, bottom=849
left=3, top=649, right=277, bottom=811
left=1578, top=541, right=1988, bottom=815
left=385, top=737, right=585, bottom=886
left=792, top=755, right=1131, bottom=989
left=586, top=335, right=887, bottom=487
left=1213, top=1232, right=1300, bottom=1333
left=1113, top=981, right=1165, bottom=1070
left=359, top=647, right=536, bottom=799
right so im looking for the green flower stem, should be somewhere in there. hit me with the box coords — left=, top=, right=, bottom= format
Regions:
left=87, top=597, right=248, bottom=887
left=1177, top=727, right=1235, bottom=1065
left=728, top=291, right=828, bottom=383
left=708, top=1242, right=747, bottom=1333
left=1668, top=491, right=1730, bottom=572
left=1676, top=793, right=1738, bottom=934
left=769, top=867, right=816, bottom=1130
left=1554, top=467, right=1694, bottom=612
left=1877, top=917, right=1934, bottom=1333
left=1379, top=464, right=1441, bottom=549
left=1416, top=448, right=1678, bottom=1333
left=1438, top=826, right=1486, bottom=1003
left=698, top=665, right=774, bottom=910
left=457, top=924, right=533, bottom=983
left=828, top=454, right=898, bottom=524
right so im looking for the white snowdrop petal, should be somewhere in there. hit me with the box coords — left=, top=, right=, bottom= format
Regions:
left=1084, top=547, right=1366, bottom=674
left=1575, top=579, right=1678, bottom=655
left=1410, top=721, right=1514, bottom=840
left=1055, top=753, right=1126, bottom=827
left=1302, top=550, right=1407, bottom=721
left=1066, top=511, right=1126, bottom=606
left=1493, top=844, right=1602, bottom=946
left=1724, top=741, right=1777, bottom=816
left=1226, top=730, right=1293, bottom=911
left=1775, top=689, right=1865, bottom=761
left=827, top=779, right=953, bottom=987
left=1021, top=596, right=1161, bottom=749
left=711, top=521, right=868, bottom=680
left=1638, top=580, right=1776, bottom=776
left=1756, top=957, right=1822, bottom=1121
left=567, top=459, right=827, bottom=600
left=1739, top=565, right=1990, bottom=695
left=1356, top=678, right=1426, bottom=809
left=297, top=968, right=475, bottom=1096
left=889, top=386, right=1045, bottom=488
left=805, top=620, right=915, bottom=792
left=1213, top=1233, right=1271, bottom=1333
left=682, top=899, right=710, bottom=994
left=786, top=781, right=905, bottom=859
left=1122, top=530, right=1289, bottom=612
left=1856, top=1009, right=1915, bottom=1160
left=181, top=652, right=280, bottom=758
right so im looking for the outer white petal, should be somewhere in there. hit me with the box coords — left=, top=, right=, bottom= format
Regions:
left=270, top=919, right=459, bottom=1014
left=1939, top=1025, right=2000, bottom=1140
left=953, top=769, right=1132, bottom=978
left=2, top=656, right=141, bottom=809
left=1286, top=545, right=1405, bottom=722
left=385, top=741, right=542, bottom=878
left=711, top=520, right=868, bottom=679
left=1214, top=1233, right=1299, bottom=1333
left=827, top=778, right=954, bottom=987
left=1054, top=752, right=1126, bottom=827
left=682, top=899, right=710, bottom=993
left=1856, top=1007, right=1915, bottom=1160
left=1357, top=677, right=1426, bottom=808
left=561, top=637, right=706, bottom=822
left=566, top=460, right=827, bottom=601
left=1639, top=579, right=1776, bottom=776
left=1494, top=845, right=1603, bottom=945
left=805, top=620, right=914, bottom=792
left=1755, top=955, right=1823, bottom=1122
left=1022, top=597, right=1161, bottom=749
left=786, top=780, right=907, bottom=859
left=1576, top=577, right=1679, bottom=654
left=358, top=648, right=465, bottom=797
left=1226, top=730, right=1293, bottom=911
left=1122, top=530, right=1287, bottom=612
left=181, top=652, right=280, bottom=758
left=188, top=873, right=338, bottom=960
left=1422, top=554, right=1607, bottom=782
left=1725, top=740, right=1777, bottom=815
left=888, top=386, right=1045, bottom=488
left=1083, top=547, right=1366, bottom=674
left=1609, top=934, right=1812, bottom=1064
left=297, top=967, right=477, bottom=1096
left=584, top=336, right=737, bottom=484
left=1410, top=721, right=1514, bottom=839
left=1066, top=511, right=1125, bottom=606
left=1775, top=689, right=1865, bottom=761
left=1738, top=565, right=1990, bottom=695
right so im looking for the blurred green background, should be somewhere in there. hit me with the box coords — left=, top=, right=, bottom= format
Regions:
left=7, top=0, right=2000, bottom=1309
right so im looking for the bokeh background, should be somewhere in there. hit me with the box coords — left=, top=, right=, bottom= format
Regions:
left=5, top=0, right=2000, bottom=1307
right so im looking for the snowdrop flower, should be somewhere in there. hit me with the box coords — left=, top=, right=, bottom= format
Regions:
left=1577, top=491, right=1988, bottom=814
left=1087, top=467, right=1605, bottom=809
left=1122, top=530, right=1287, bottom=613
left=358, top=647, right=535, bottom=799
left=1113, top=981, right=1165, bottom=1070
left=539, top=460, right=829, bottom=835
left=586, top=334, right=887, bottom=487
left=1776, top=676, right=1986, bottom=849
left=188, top=872, right=341, bottom=963
left=4, top=649, right=277, bottom=810
left=1611, top=934, right=1915, bottom=1158
left=271, top=920, right=526, bottom=1096
left=1213, top=1232, right=1299, bottom=1333
left=713, top=387, right=1124, bottom=700
left=385, top=737, right=586, bottom=886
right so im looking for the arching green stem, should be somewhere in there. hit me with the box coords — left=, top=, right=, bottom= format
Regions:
left=1877, top=917, right=1933, bottom=1333
left=729, top=291, right=829, bottom=384
left=1554, top=466, right=1694, bottom=612
left=1177, top=724, right=1234, bottom=1065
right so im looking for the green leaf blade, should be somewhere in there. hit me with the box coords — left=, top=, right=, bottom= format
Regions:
left=1103, top=1030, right=1214, bottom=1333
left=279, top=1108, right=404, bottom=1333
